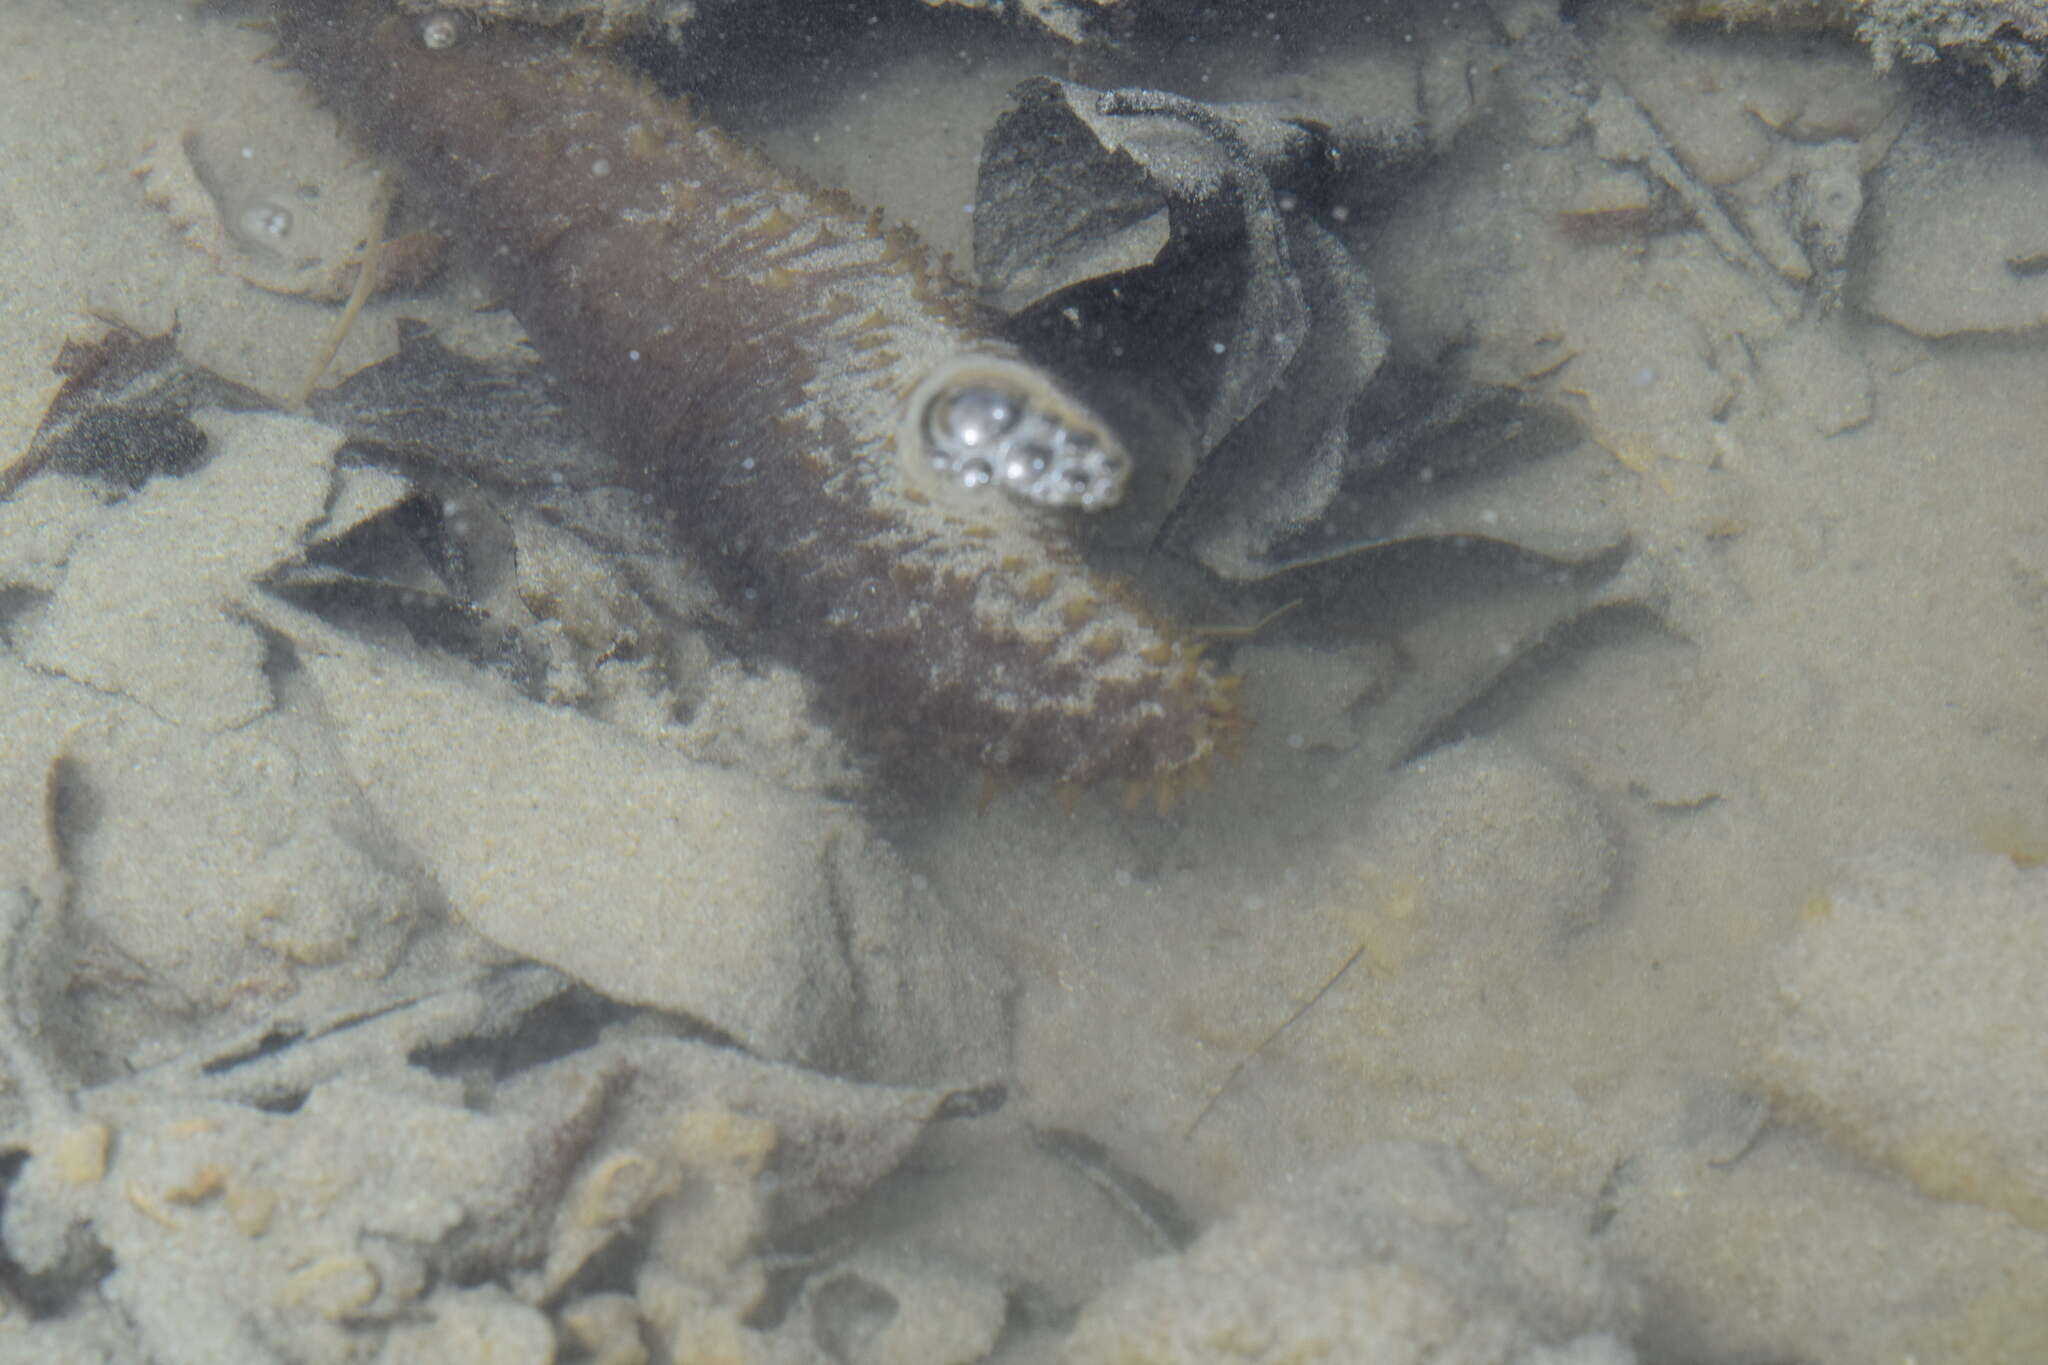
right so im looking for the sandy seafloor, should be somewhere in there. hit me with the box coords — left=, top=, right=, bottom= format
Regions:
left=4, top=0, right=2048, bottom=1361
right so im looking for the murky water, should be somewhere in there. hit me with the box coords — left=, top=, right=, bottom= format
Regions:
left=2, top=2, right=2046, bottom=1361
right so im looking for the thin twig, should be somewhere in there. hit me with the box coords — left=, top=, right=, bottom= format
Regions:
left=1183, top=938, right=1370, bottom=1141
left=290, top=174, right=393, bottom=408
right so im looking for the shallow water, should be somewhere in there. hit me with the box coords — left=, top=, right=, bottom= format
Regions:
left=2, top=1, right=2046, bottom=1361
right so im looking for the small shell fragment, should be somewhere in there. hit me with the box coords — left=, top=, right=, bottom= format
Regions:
left=135, top=125, right=443, bottom=302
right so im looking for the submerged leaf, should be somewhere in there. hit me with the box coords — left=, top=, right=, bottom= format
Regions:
left=973, top=78, right=1618, bottom=583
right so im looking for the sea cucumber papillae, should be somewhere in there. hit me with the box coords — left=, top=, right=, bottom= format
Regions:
left=273, top=0, right=1234, bottom=787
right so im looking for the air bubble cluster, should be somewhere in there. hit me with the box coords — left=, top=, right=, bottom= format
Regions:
left=921, top=378, right=1129, bottom=511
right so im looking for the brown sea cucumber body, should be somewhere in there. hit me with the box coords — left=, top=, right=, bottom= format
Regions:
left=272, top=0, right=1230, bottom=785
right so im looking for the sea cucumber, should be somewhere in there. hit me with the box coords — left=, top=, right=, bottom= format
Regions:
left=271, top=1, right=1234, bottom=787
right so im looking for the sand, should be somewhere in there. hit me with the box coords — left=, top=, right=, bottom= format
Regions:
left=1, top=1, right=2046, bottom=1361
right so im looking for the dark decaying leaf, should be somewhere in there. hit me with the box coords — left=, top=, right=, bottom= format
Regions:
left=307, top=319, right=620, bottom=491
left=972, top=78, right=1625, bottom=585
left=978, top=77, right=1375, bottom=488
left=8, top=325, right=273, bottom=498
left=2, top=323, right=595, bottom=688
